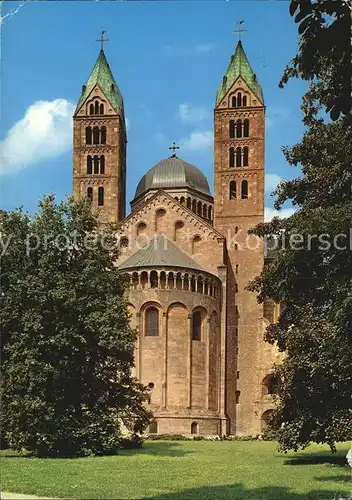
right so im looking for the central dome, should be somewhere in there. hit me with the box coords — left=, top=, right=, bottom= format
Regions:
left=134, top=155, right=211, bottom=200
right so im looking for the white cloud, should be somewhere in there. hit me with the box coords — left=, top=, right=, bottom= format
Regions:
left=0, top=1, right=26, bottom=26
left=181, top=131, right=213, bottom=151
left=162, top=43, right=214, bottom=57
left=0, top=99, right=74, bottom=175
left=265, top=206, right=296, bottom=222
left=178, top=103, right=209, bottom=124
left=193, top=43, right=214, bottom=54
left=265, top=173, right=283, bottom=193
left=126, top=117, right=130, bottom=131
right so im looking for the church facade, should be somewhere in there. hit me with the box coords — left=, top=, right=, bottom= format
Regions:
left=73, top=40, right=281, bottom=436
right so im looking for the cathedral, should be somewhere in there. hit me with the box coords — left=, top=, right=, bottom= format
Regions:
left=73, top=39, right=281, bottom=436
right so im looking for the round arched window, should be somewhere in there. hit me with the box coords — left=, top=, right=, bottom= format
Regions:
left=191, top=422, right=199, bottom=435
left=192, top=311, right=202, bottom=341
left=145, top=308, right=159, bottom=336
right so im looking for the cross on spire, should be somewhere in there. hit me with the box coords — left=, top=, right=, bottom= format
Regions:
left=96, top=29, right=109, bottom=51
left=169, top=141, right=180, bottom=156
left=234, top=20, right=246, bottom=42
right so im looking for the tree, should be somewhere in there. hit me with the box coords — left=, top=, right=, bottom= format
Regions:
left=0, top=195, right=151, bottom=457
left=280, top=0, right=351, bottom=122
left=248, top=0, right=352, bottom=451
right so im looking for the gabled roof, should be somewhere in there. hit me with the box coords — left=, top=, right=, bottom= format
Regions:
left=216, top=41, right=264, bottom=106
left=118, top=189, right=225, bottom=241
left=75, top=50, right=124, bottom=113
left=118, top=235, right=206, bottom=272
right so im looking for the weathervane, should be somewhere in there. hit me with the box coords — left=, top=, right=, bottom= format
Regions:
left=96, top=29, right=109, bottom=50
left=169, top=141, right=180, bottom=156
left=234, top=20, right=246, bottom=41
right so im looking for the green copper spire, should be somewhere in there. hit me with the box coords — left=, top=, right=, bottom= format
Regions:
left=216, top=41, right=264, bottom=106
left=76, top=50, right=124, bottom=114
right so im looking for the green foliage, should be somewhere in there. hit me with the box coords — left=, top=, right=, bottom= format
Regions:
left=0, top=195, right=151, bottom=457
left=145, top=434, right=191, bottom=441
left=119, top=434, right=143, bottom=449
left=144, top=434, right=261, bottom=442
left=248, top=1, right=352, bottom=452
left=280, top=0, right=351, bottom=122
left=261, top=424, right=279, bottom=442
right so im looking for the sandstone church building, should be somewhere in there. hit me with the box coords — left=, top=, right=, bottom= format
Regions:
left=73, top=38, right=281, bottom=436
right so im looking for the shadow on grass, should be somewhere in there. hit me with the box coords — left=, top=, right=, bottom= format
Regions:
left=1, top=442, right=192, bottom=459
left=284, top=449, right=347, bottom=467
left=121, top=441, right=193, bottom=457
left=145, top=483, right=350, bottom=500
left=315, top=475, right=351, bottom=483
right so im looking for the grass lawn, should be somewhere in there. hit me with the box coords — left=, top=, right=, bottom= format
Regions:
left=1, top=441, right=351, bottom=499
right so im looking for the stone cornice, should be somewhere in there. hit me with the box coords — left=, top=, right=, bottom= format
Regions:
left=221, top=139, right=260, bottom=149
left=214, top=109, right=264, bottom=119
left=221, top=171, right=259, bottom=180
left=79, top=178, right=110, bottom=185
left=82, top=147, right=116, bottom=154
left=75, top=117, right=120, bottom=125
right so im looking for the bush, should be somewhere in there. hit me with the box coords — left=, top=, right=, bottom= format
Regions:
left=144, top=434, right=263, bottom=442
left=119, top=434, right=143, bottom=450
left=145, top=434, right=188, bottom=441
left=261, top=427, right=279, bottom=441
left=229, top=435, right=261, bottom=441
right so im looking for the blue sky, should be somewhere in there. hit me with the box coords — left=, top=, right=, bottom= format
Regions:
left=0, top=0, right=306, bottom=220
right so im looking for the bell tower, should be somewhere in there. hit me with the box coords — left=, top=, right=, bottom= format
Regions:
left=213, top=39, right=265, bottom=435
left=73, top=41, right=126, bottom=224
